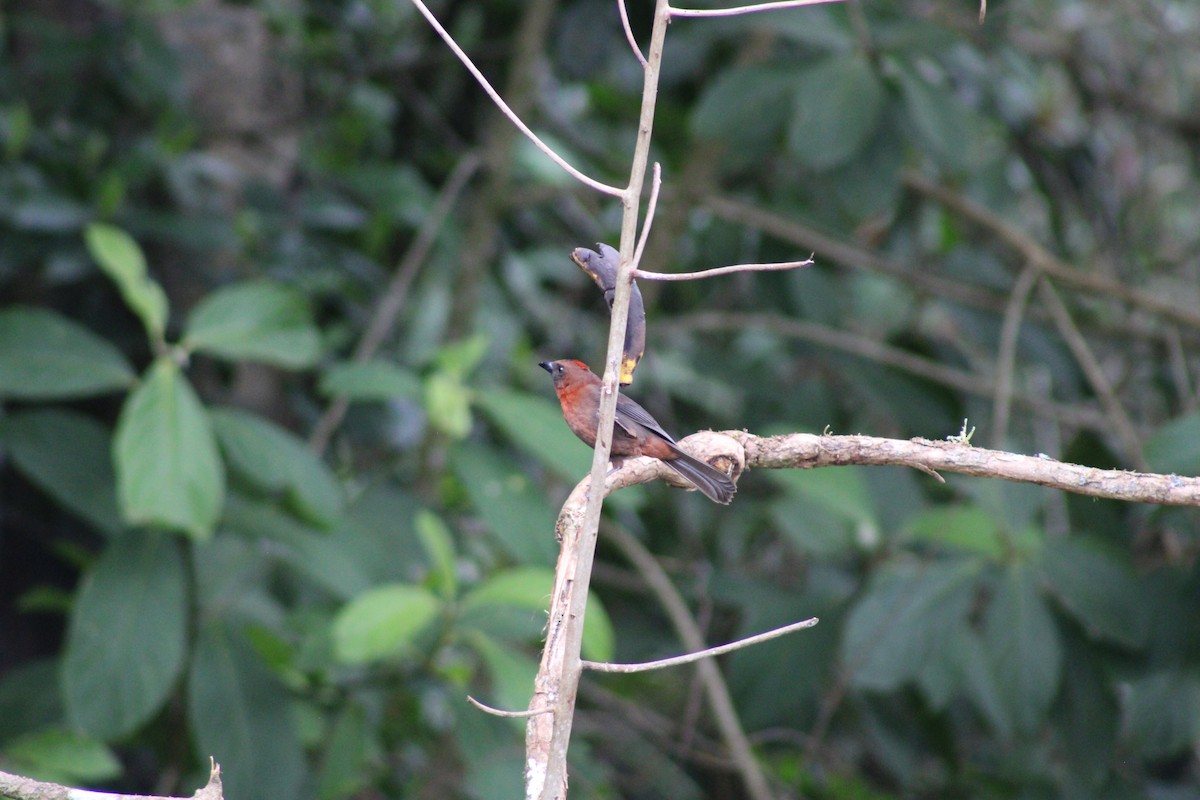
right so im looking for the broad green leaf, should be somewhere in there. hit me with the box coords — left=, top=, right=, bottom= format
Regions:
left=1145, top=411, right=1200, bottom=475
left=62, top=532, right=186, bottom=740
left=84, top=223, right=169, bottom=343
left=416, top=509, right=458, bottom=599
left=983, top=564, right=1062, bottom=733
left=319, top=359, right=422, bottom=400
left=433, top=334, right=490, bottom=377
left=222, top=495, right=370, bottom=600
left=0, top=728, right=120, bottom=784
left=896, top=65, right=981, bottom=173
left=449, top=442, right=558, bottom=564
left=114, top=358, right=224, bottom=539
left=211, top=407, right=343, bottom=528
left=770, top=466, right=879, bottom=539
left=788, top=55, right=884, bottom=170
left=1058, top=633, right=1118, bottom=781
left=184, top=281, right=320, bottom=368
left=691, top=65, right=795, bottom=143
left=474, top=387, right=591, bottom=482
left=0, top=308, right=135, bottom=398
left=332, top=583, right=441, bottom=664
left=0, top=661, right=62, bottom=743
left=425, top=372, right=472, bottom=439
left=842, top=558, right=980, bottom=690
left=953, top=628, right=1012, bottom=736
left=1123, top=671, right=1200, bottom=758
left=316, top=704, right=380, bottom=800
left=903, top=505, right=1004, bottom=557
left=460, top=567, right=614, bottom=662
left=188, top=622, right=307, bottom=800
left=0, top=410, right=123, bottom=535
left=1040, top=538, right=1145, bottom=649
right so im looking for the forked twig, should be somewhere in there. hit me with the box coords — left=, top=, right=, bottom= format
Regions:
left=469, top=696, right=551, bottom=719
left=632, top=163, right=663, bottom=271
left=408, top=0, right=623, bottom=197
left=583, top=617, right=819, bottom=673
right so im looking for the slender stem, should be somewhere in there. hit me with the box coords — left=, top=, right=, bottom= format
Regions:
left=408, top=0, right=623, bottom=197
left=670, top=0, right=845, bottom=17
left=632, top=163, right=662, bottom=271
left=583, top=617, right=819, bottom=672
left=617, top=0, right=648, bottom=66
left=635, top=257, right=812, bottom=281
left=990, top=264, right=1039, bottom=448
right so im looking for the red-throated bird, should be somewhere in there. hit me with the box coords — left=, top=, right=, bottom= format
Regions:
left=539, top=359, right=736, bottom=504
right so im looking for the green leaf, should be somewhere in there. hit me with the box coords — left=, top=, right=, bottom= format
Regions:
left=316, top=704, right=380, bottom=800
left=0, top=308, right=135, bottom=398
left=474, top=387, right=591, bottom=482
left=788, top=55, right=885, bottom=170
left=0, top=661, right=62, bottom=743
left=184, top=281, right=321, bottom=368
left=897, top=65, right=983, bottom=173
left=416, top=509, right=458, bottom=599
left=211, top=407, right=343, bottom=528
left=691, top=65, right=794, bottom=144
left=449, top=442, right=558, bottom=564
left=332, top=583, right=441, bottom=664
left=983, top=563, right=1062, bottom=733
left=84, top=223, right=169, bottom=343
left=770, top=466, right=879, bottom=542
left=0, top=728, right=121, bottom=785
left=114, top=358, right=224, bottom=539
left=1040, top=538, right=1146, bottom=649
left=425, top=372, right=472, bottom=439
left=222, top=495, right=371, bottom=600
left=903, top=504, right=1005, bottom=557
left=1145, top=411, right=1200, bottom=475
left=188, top=621, right=307, bottom=800
left=61, top=532, right=186, bottom=740
left=842, top=558, right=980, bottom=690
left=319, top=359, right=422, bottom=400
left=1123, top=671, right=1200, bottom=758
left=460, top=567, right=614, bottom=662
left=0, top=410, right=123, bottom=535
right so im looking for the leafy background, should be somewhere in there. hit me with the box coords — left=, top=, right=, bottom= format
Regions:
left=2, top=0, right=1200, bottom=798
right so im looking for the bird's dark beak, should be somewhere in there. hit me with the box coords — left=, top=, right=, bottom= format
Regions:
left=538, top=361, right=553, bottom=373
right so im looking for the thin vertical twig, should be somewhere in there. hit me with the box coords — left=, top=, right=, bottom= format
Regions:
left=991, top=264, right=1039, bottom=448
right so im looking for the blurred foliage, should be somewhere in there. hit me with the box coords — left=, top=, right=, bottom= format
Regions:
left=2, top=0, right=1200, bottom=798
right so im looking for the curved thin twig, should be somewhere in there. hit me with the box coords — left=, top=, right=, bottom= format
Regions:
left=583, top=617, right=819, bottom=673
left=633, top=162, right=662, bottom=271
left=670, top=0, right=846, bottom=17
left=635, top=258, right=812, bottom=281
left=468, top=695, right=550, bottom=719
left=408, top=0, right=623, bottom=197
left=617, top=0, right=648, bottom=66
left=0, top=761, right=223, bottom=800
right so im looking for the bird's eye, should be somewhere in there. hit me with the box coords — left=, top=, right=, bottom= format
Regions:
left=556, top=365, right=563, bottom=373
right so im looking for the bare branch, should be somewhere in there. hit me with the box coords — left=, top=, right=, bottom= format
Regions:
left=0, top=761, right=222, bottom=800
left=670, top=0, right=846, bottom=17
left=733, top=432, right=1200, bottom=506
left=407, top=0, right=623, bottom=197
left=617, top=0, right=648, bottom=66
left=583, top=617, right=819, bottom=673
left=632, top=162, right=662, bottom=271
left=468, top=696, right=550, bottom=719
left=635, top=257, right=813, bottom=281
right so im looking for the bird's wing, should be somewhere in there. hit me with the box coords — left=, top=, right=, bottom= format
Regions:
left=615, top=396, right=677, bottom=444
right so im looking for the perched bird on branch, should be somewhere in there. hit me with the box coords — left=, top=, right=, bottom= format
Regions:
left=539, top=359, right=736, bottom=504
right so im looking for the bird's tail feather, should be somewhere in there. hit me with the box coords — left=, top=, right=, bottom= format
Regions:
left=663, top=447, right=737, bottom=504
